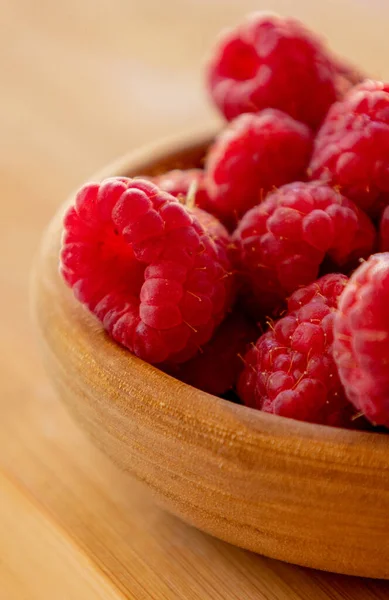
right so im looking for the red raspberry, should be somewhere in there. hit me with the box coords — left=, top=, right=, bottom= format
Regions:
left=233, top=181, right=375, bottom=316
left=165, top=311, right=258, bottom=396
left=206, top=12, right=340, bottom=129
left=309, top=80, right=389, bottom=216
left=60, top=177, right=234, bottom=365
left=205, top=110, right=312, bottom=225
left=237, top=274, right=355, bottom=426
left=149, top=169, right=210, bottom=212
left=334, top=253, right=389, bottom=427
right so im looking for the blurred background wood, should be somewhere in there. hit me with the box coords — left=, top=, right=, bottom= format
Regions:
left=1, top=0, right=389, bottom=597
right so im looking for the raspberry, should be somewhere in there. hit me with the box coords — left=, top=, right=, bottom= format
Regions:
left=205, top=110, right=312, bottom=224
left=334, top=253, right=389, bottom=427
left=165, top=311, right=258, bottom=396
left=233, top=181, right=375, bottom=316
left=149, top=169, right=210, bottom=212
left=206, top=12, right=340, bottom=129
left=237, top=274, right=355, bottom=426
left=60, top=177, right=234, bottom=364
left=309, top=80, right=389, bottom=216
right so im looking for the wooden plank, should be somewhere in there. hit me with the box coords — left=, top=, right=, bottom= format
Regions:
left=0, top=471, right=126, bottom=600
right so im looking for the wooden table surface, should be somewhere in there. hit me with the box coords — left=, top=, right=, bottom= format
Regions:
left=2, top=1, right=389, bottom=598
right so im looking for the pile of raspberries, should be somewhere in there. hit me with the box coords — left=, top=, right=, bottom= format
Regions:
left=60, top=13, right=389, bottom=430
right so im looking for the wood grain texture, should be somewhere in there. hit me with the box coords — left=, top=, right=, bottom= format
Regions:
left=3, top=0, right=389, bottom=597
left=0, top=471, right=125, bottom=600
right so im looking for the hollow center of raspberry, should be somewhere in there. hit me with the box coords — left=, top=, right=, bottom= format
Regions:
left=219, top=39, right=259, bottom=81
left=99, top=227, right=145, bottom=297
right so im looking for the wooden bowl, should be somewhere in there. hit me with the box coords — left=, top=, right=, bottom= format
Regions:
left=32, top=130, right=389, bottom=579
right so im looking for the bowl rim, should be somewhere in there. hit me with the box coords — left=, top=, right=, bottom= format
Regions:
left=37, top=125, right=389, bottom=454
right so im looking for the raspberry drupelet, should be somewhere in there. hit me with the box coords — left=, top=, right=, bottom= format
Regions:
left=334, top=253, right=389, bottom=427
left=205, top=109, right=313, bottom=225
left=309, top=80, right=389, bottom=217
left=206, top=12, right=345, bottom=129
left=237, top=274, right=355, bottom=426
left=379, top=206, right=389, bottom=251
left=165, top=311, right=258, bottom=396
left=233, top=181, right=375, bottom=316
left=60, top=177, right=234, bottom=364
